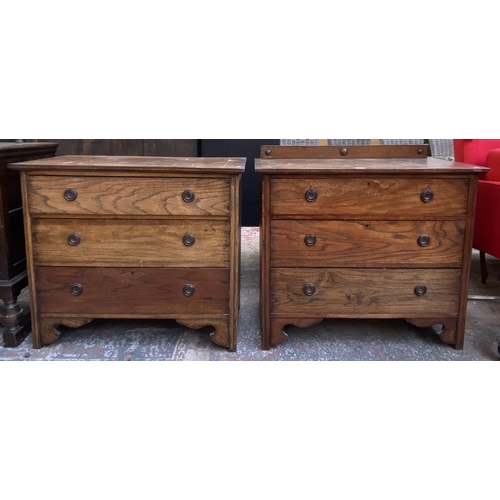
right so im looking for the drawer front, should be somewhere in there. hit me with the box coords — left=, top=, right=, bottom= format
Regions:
left=270, top=177, right=469, bottom=217
left=34, top=267, right=229, bottom=315
left=27, top=176, right=231, bottom=216
left=270, top=220, right=465, bottom=267
left=31, top=219, right=229, bottom=267
left=271, top=268, right=461, bottom=317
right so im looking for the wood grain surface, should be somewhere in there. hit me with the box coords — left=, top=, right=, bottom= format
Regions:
left=255, top=157, right=489, bottom=174
left=270, top=220, right=465, bottom=267
left=270, top=268, right=461, bottom=316
left=260, top=144, right=429, bottom=159
left=27, top=176, right=231, bottom=216
left=9, top=155, right=246, bottom=173
left=35, top=267, right=229, bottom=315
left=31, top=219, right=230, bottom=267
left=270, top=177, right=469, bottom=217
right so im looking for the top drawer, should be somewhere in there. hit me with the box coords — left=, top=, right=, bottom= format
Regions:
left=270, top=177, right=469, bottom=217
left=26, top=176, right=231, bottom=216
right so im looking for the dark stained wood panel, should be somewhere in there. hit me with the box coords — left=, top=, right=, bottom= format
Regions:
left=31, top=139, right=199, bottom=157
left=35, top=267, right=230, bottom=315
left=261, top=144, right=429, bottom=159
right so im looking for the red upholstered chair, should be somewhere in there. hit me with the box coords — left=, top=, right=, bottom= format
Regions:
left=453, top=139, right=500, bottom=284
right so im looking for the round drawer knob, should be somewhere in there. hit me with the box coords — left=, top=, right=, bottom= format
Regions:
left=417, top=148, right=424, bottom=154
left=417, top=234, right=430, bottom=247
left=64, top=188, right=78, bottom=201
left=304, top=234, right=317, bottom=246
left=414, top=284, right=427, bottom=297
left=182, top=284, right=195, bottom=297
left=303, top=283, right=316, bottom=296
left=67, top=233, right=81, bottom=246
left=420, top=189, right=434, bottom=203
left=70, top=283, right=83, bottom=296
left=265, top=149, right=272, bottom=156
left=182, top=190, right=195, bottom=203
left=182, top=233, right=196, bottom=246
left=340, top=147, right=348, bottom=156
left=305, top=189, right=317, bottom=202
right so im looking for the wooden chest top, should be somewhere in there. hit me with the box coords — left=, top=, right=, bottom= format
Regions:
left=255, top=157, right=489, bottom=175
left=9, top=155, right=246, bottom=174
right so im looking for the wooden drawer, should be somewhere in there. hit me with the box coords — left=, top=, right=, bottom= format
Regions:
left=27, top=176, right=231, bottom=216
left=270, top=177, right=469, bottom=217
left=31, top=219, right=229, bottom=267
left=34, top=267, right=230, bottom=315
left=270, top=220, right=465, bottom=267
left=270, top=268, right=461, bottom=317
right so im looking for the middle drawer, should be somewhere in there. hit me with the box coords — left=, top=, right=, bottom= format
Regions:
left=271, top=220, right=465, bottom=267
left=31, top=219, right=230, bottom=267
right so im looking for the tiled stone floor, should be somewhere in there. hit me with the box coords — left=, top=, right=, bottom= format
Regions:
left=1, top=227, right=499, bottom=361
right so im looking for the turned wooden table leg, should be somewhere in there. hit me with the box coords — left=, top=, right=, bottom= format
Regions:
left=1, top=298, right=30, bottom=347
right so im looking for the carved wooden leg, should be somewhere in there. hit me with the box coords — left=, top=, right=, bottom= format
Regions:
left=176, top=317, right=234, bottom=351
left=439, top=319, right=459, bottom=348
left=406, top=318, right=459, bottom=348
left=1, top=298, right=30, bottom=347
left=269, top=317, right=324, bottom=348
left=269, top=318, right=289, bottom=348
left=35, top=317, right=94, bottom=348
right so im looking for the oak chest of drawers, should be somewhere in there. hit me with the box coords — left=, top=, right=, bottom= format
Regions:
left=1, top=142, right=58, bottom=346
left=255, top=157, right=488, bottom=350
left=9, top=155, right=245, bottom=351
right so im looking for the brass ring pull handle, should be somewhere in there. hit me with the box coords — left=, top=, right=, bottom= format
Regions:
left=305, top=189, right=317, bottom=202
left=303, top=283, right=316, bottom=296
left=420, top=189, right=434, bottom=203
left=182, top=284, right=195, bottom=297
left=67, top=233, right=81, bottom=246
left=182, top=233, right=196, bottom=246
left=417, top=234, right=430, bottom=247
left=182, top=190, right=195, bottom=203
left=414, top=284, right=427, bottom=297
left=64, top=188, right=78, bottom=201
left=70, top=283, right=83, bottom=296
left=304, top=234, right=317, bottom=246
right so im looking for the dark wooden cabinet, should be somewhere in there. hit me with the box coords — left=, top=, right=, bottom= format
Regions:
left=0, top=142, right=58, bottom=346
left=31, top=139, right=199, bottom=157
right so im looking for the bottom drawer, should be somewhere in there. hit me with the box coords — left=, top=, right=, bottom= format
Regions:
left=271, top=268, right=461, bottom=317
left=34, top=267, right=230, bottom=315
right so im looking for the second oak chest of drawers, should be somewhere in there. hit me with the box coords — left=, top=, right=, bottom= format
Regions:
left=255, top=157, right=487, bottom=350
left=9, top=155, right=245, bottom=351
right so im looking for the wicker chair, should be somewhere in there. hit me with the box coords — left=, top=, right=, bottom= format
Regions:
left=281, top=139, right=372, bottom=146
left=379, top=139, right=425, bottom=145
left=429, top=139, right=454, bottom=160
left=327, top=139, right=371, bottom=146
left=280, top=139, right=319, bottom=146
